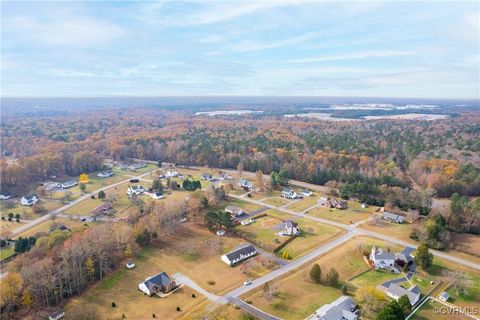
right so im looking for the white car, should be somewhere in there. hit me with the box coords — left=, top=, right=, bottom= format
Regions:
left=243, top=280, right=253, bottom=286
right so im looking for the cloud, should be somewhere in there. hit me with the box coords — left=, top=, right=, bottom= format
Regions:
left=5, top=15, right=125, bottom=47
left=136, top=1, right=297, bottom=27
left=285, top=50, right=416, bottom=63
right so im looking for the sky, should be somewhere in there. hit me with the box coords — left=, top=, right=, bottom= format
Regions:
left=1, top=1, right=479, bottom=99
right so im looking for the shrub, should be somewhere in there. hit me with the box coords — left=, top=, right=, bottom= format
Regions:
left=176, top=306, right=181, bottom=312
left=112, top=302, right=116, bottom=308
left=152, top=314, right=156, bottom=318
left=207, top=280, right=215, bottom=286
left=192, top=294, right=196, bottom=298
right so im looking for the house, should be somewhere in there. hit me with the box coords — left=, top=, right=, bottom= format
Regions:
left=97, top=171, right=113, bottom=178
left=90, top=202, right=116, bottom=218
left=225, top=205, right=245, bottom=217
left=439, top=291, right=449, bottom=302
left=370, top=246, right=395, bottom=269
left=61, top=180, right=78, bottom=189
left=218, top=172, right=232, bottom=180
left=238, top=178, right=253, bottom=190
left=48, top=311, right=65, bottom=320
left=278, top=220, right=300, bottom=237
left=126, top=261, right=136, bottom=269
left=147, top=192, right=165, bottom=200
left=127, top=185, right=145, bottom=196
left=308, top=296, right=358, bottom=320
left=216, top=229, right=226, bottom=236
left=138, top=272, right=177, bottom=296
left=281, top=188, right=298, bottom=199
left=382, top=212, right=405, bottom=224
left=21, top=195, right=39, bottom=206
left=241, top=218, right=254, bottom=226
left=336, top=200, right=348, bottom=210
left=201, top=173, right=214, bottom=181
left=361, top=203, right=368, bottom=209
left=44, top=182, right=61, bottom=191
left=164, top=170, right=179, bottom=178
left=383, top=283, right=420, bottom=306
left=302, top=189, right=313, bottom=197
left=221, top=244, right=257, bottom=266
left=395, top=247, right=414, bottom=265
left=0, top=194, right=11, bottom=200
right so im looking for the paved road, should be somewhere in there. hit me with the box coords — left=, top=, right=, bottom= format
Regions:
left=10, top=169, right=158, bottom=237
left=229, top=297, right=282, bottom=320
left=228, top=194, right=480, bottom=271
left=224, top=232, right=355, bottom=299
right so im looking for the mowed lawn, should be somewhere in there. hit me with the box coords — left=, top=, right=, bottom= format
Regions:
left=306, top=206, right=372, bottom=224
left=224, top=197, right=264, bottom=213
left=359, top=218, right=418, bottom=242
left=411, top=299, right=471, bottom=320
left=278, top=219, right=344, bottom=259
left=0, top=219, right=27, bottom=235
left=0, top=246, right=15, bottom=261
left=236, top=213, right=285, bottom=251
left=285, top=195, right=320, bottom=212
left=1, top=200, right=63, bottom=219
left=350, top=269, right=402, bottom=288
left=262, top=197, right=291, bottom=207
left=242, top=264, right=343, bottom=320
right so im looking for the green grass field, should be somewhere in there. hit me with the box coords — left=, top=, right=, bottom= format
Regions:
left=411, top=299, right=471, bottom=320
left=0, top=246, right=15, bottom=261
left=350, top=269, right=402, bottom=288
left=307, top=206, right=371, bottom=224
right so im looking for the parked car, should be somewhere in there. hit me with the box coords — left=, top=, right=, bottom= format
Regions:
left=129, top=178, right=140, bottom=183
left=243, top=280, right=253, bottom=286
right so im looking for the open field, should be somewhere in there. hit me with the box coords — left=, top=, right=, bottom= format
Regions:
left=0, top=219, right=27, bottom=235
left=0, top=245, right=15, bottom=260
left=249, top=190, right=282, bottom=201
left=358, top=218, right=418, bottom=242
left=285, top=195, right=320, bottom=212
left=277, top=218, right=344, bottom=259
left=262, top=197, right=291, bottom=207
left=63, top=198, right=104, bottom=215
left=411, top=299, right=472, bottom=320
left=450, top=233, right=480, bottom=259
left=307, top=206, right=372, bottom=224
left=14, top=217, right=94, bottom=238
left=1, top=200, right=64, bottom=219
left=188, top=301, right=254, bottom=320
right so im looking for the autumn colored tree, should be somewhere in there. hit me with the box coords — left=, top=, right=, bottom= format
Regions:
left=79, top=173, right=90, bottom=184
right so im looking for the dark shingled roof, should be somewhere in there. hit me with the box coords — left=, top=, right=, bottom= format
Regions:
left=224, top=244, right=256, bottom=261
left=143, top=272, right=173, bottom=291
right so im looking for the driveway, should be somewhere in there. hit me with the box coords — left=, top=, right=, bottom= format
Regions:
left=172, top=273, right=227, bottom=304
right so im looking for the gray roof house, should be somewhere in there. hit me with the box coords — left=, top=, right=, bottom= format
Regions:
left=238, top=178, right=253, bottom=189
left=61, top=180, right=78, bottom=189
left=383, top=283, right=421, bottom=306
left=21, top=195, right=39, bottom=206
left=370, top=246, right=395, bottom=269
left=138, top=272, right=177, bottom=296
left=221, top=244, right=257, bottom=266
left=308, top=296, right=358, bottom=320
left=225, top=205, right=245, bottom=217
left=439, top=291, right=449, bottom=302
left=395, top=247, right=415, bottom=264
left=48, top=311, right=65, bottom=320
left=382, top=212, right=405, bottom=224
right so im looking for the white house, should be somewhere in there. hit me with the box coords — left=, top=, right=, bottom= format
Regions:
left=201, top=173, right=214, bottom=181
left=370, top=246, right=395, bottom=269
left=97, top=171, right=113, bottom=178
left=277, top=220, right=300, bottom=237
left=221, top=244, right=257, bottom=266
left=216, top=229, right=226, bottom=236
left=238, top=178, right=253, bottom=190
left=241, top=218, right=255, bottom=226
left=127, top=185, right=145, bottom=196
left=61, top=180, right=78, bottom=189
left=382, top=212, right=405, bottom=224
left=164, top=170, right=179, bottom=178
left=281, top=188, right=298, bottom=199
left=147, top=192, right=165, bottom=200
left=0, top=194, right=11, bottom=200
left=126, top=261, right=136, bottom=269
left=21, top=195, right=39, bottom=206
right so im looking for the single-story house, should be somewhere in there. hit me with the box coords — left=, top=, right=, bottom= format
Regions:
left=278, top=220, right=300, bottom=237
left=126, top=261, right=136, bottom=269
left=164, top=170, right=179, bottom=178
left=382, top=212, right=405, bottom=224
left=127, top=185, right=145, bottom=196
left=216, top=229, right=226, bottom=236
left=221, top=244, right=257, bottom=266
left=302, top=189, right=313, bottom=197
left=439, top=291, right=449, bottom=302
left=147, top=192, right=165, bottom=200
left=238, top=178, right=253, bottom=190
left=97, top=171, right=113, bottom=178
left=21, top=195, right=39, bottom=206
left=48, top=311, right=65, bottom=320
left=121, top=162, right=147, bottom=172
left=370, top=246, right=395, bottom=269
left=308, top=295, right=358, bottom=320
left=138, top=272, right=177, bottom=296
left=218, top=173, right=232, bottom=180
left=0, top=194, right=11, bottom=200
left=382, top=283, right=420, bottom=306
left=281, top=188, right=298, bottom=199
left=225, top=205, right=245, bottom=217
left=61, top=180, right=78, bottom=189
left=201, top=173, right=214, bottom=181
left=44, top=181, right=61, bottom=191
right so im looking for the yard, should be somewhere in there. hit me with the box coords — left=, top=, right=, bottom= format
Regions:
left=285, top=195, right=320, bottom=212
left=358, top=218, right=418, bottom=242
left=411, top=299, right=471, bottom=320
left=0, top=245, right=15, bottom=261
left=349, top=269, right=402, bottom=288
left=262, top=197, right=291, bottom=207
left=1, top=199, right=63, bottom=220
left=225, top=197, right=264, bottom=214
left=277, top=218, right=344, bottom=259
left=242, top=264, right=344, bottom=320
left=14, top=217, right=94, bottom=238
left=0, top=219, right=27, bottom=236
left=306, top=206, right=372, bottom=224
left=236, top=212, right=286, bottom=251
